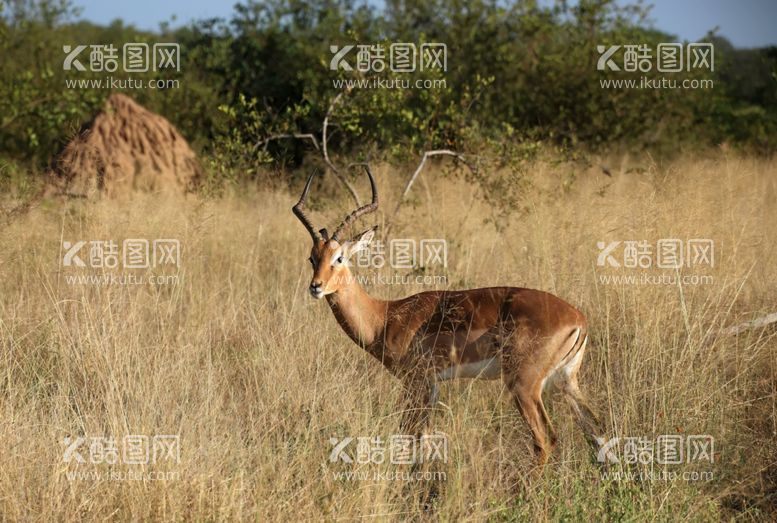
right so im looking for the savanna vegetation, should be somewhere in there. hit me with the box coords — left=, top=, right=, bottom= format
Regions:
left=2, top=155, right=777, bottom=519
left=0, top=0, right=776, bottom=521
left=0, top=0, right=775, bottom=189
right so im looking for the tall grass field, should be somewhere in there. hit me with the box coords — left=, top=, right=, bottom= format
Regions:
left=1, top=152, right=775, bottom=520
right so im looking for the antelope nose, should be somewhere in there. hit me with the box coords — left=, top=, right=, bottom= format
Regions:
left=309, top=281, right=323, bottom=295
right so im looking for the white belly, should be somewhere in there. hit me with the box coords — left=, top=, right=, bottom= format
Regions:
left=436, top=357, right=501, bottom=381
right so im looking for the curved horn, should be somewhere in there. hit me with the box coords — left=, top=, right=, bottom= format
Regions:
left=292, top=172, right=323, bottom=242
left=332, top=164, right=378, bottom=242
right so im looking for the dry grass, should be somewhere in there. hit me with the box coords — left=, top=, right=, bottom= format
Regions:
left=1, top=151, right=775, bottom=521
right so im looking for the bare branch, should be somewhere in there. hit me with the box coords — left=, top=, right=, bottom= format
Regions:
left=321, top=91, right=344, bottom=173
left=384, top=149, right=476, bottom=238
left=254, top=88, right=361, bottom=206
left=322, top=90, right=360, bottom=206
left=254, top=133, right=320, bottom=152
left=400, top=150, right=466, bottom=200
left=332, top=164, right=379, bottom=241
left=719, top=312, right=777, bottom=336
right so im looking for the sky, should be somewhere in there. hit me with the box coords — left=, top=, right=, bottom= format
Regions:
left=72, top=0, right=777, bottom=49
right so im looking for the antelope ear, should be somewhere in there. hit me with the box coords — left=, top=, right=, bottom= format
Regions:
left=343, top=226, right=377, bottom=257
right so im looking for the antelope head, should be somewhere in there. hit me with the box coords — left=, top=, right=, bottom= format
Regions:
left=292, top=166, right=379, bottom=299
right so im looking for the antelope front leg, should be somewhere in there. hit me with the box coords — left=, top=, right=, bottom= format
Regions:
left=397, top=374, right=443, bottom=510
left=398, top=372, right=436, bottom=436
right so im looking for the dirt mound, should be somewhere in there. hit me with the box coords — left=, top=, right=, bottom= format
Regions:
left=50, top=93, right=200, bottom=197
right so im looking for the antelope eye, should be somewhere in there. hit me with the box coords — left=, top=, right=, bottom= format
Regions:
left=336, top=256, right=344, bottom=264
left=308, top=256, right=315, bottom=266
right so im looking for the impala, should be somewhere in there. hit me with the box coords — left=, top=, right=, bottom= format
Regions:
left=293, top=166, right=605, bottom=466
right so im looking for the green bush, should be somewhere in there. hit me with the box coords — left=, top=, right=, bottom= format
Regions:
left=0, top=0, right=775, bottom=183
